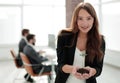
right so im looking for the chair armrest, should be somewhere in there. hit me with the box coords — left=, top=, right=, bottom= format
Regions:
left=23, top=62, right=42, bottom=67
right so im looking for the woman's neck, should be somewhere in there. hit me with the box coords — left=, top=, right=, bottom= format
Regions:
left=78, top=32, right=87, bottom=39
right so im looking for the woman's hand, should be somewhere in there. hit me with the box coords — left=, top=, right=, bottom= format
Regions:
left=71, top=66, right=96, bottom=80
left=71, top=66, right=86, bottom=80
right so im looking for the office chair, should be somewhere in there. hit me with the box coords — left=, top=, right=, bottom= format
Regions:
left=20, top=52, right=52, bottom=83
left=10, top=49, right=24, bottom=83
left=10, top=49, right=24, bottom=68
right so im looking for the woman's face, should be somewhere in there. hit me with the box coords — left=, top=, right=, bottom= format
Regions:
left=77, top=9, right=94, bottom=34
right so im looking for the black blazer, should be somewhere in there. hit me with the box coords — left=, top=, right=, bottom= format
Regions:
left=55, top=32, right=105, bottom=83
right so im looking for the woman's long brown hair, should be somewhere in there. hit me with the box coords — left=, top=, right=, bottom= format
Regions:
left=59, top=2, right=103, bottom=63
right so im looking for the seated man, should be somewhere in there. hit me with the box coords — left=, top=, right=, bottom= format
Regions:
left=17, top=29, right=29, bottom=67
left=16, top=29, right=34, bottom=83
left=23, top=34, right=57, bottom=76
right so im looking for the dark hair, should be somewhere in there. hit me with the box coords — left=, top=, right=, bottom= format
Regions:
left=59, top=2, right=103, bottom=63
left=22, top=29, right=29, bottom=36
left=26, top=34, right=35, bottom=42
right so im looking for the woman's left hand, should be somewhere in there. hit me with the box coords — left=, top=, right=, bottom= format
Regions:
left=83, top=66, right=96, bottom=78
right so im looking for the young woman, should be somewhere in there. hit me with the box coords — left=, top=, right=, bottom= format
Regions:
left=55, top=2, right=105, bottom=83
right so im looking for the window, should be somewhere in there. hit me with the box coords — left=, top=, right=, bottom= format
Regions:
left=0, top=7, right=21, bottom=44
left=23, top=0, right=65, bottom=46
left=0, top=0, right=65, bottom=46
left=0, top=0, right=22, bottom=4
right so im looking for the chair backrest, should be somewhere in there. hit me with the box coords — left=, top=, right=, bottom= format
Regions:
left=20, top=52, right=36, bottom=76
left=10, top=49, right=22, bottom=68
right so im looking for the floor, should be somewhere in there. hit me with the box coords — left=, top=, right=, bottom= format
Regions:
left=0, top=60, right=120, bottom=83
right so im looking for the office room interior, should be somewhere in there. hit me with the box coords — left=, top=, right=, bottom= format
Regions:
left=0, top=0, right=120, bottom=83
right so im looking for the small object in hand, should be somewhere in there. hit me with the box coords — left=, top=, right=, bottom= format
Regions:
left=77, top=68, right=89, bottom=74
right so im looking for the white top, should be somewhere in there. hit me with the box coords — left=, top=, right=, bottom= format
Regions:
left=66, top=48, right=86, bottom=83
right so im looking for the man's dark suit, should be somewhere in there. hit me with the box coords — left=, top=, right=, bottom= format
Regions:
left=17, top=38, right=27, bottom=66
left=23, top=44, right=52, bottom=74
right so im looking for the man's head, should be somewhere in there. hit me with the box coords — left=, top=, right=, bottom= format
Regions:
left=26, top=34, right=36, bottom=45
left=22, top=29, right=29, bottom=37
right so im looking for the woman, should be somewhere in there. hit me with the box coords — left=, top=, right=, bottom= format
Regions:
left=55, top=2, right=105, bottom=83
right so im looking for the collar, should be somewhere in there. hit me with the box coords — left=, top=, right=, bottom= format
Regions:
left=28, top=43, right=36, bottom=50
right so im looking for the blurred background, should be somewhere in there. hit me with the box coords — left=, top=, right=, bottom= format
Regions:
left=0, top=0, right=120, bottom=83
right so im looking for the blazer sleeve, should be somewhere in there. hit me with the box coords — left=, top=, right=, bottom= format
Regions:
left=56, top=35, right=67, bottom=73
left=30, top=50, right=42, bottom=63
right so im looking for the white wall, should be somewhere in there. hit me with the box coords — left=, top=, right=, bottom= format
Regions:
left=0, top=44, right=18, bottom=60
left=104, top=49, right=120, bottom=67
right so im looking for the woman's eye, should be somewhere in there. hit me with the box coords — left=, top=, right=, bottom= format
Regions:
left=78, top=17, right=93, bottom=21
left=87, top=17, right=93, bottom=21
left=87, top=17, right=91, bottom=20
left=78, top=17, right=82, bottom=20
